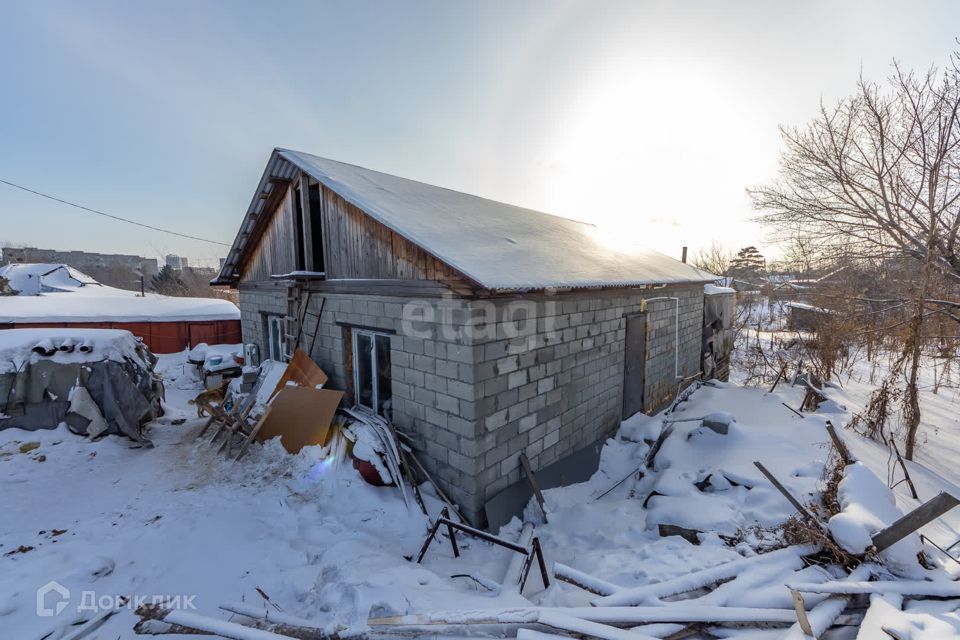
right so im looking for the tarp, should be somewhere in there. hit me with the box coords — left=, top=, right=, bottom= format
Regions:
left=0, top=358, right=162, bottom=443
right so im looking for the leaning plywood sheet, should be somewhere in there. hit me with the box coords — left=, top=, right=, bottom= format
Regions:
left=256, top=386, right=343, bottom=454
left=269, top=349, right=328, bottom=400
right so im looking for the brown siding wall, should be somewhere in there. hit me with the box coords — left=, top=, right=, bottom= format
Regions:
left=320, top=187, right=468, bottom=285
left=241, top=188, right=298, bottom=282
left=237, top=175, right=473, bottom=290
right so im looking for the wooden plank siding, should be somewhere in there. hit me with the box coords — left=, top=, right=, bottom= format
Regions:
left=238, top=172, right=477, bottom=294
left=241, top=187, right=298, bottom=282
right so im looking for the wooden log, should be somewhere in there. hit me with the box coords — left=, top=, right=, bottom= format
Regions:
left=872, top=492, right=960, bottom=552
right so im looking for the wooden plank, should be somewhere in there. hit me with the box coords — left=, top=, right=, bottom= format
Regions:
left=872, top=492, right=960, bottom=552
left=825, top=420, right=854, bottom=465
left=519, top=453, right=548, bottom=522
left=256, top=387, right=342, bottom=453
left=234, top=406, right=273, bottom=461
left=552, top=562, right=622, bottom=596
left=593, top=545, right=817, bottom=607
left=753, top=461, right=816, bottom=522
left=537, top=611, right=658, bottom=640
left=368, top=606, right=803, bottom=627
left=788, top=580, right=960, bottom=596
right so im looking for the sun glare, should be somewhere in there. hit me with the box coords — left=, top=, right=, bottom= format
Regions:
left=532, top=52, right=757, bottom=256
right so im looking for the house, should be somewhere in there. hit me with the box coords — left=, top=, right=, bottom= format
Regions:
left=2, top=246, right=158, bottom=291
left=214, top=148, right=722, bottom=524
left=0, top=263, right=241, bottom=353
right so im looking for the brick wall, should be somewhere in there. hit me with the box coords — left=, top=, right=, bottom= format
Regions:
left=237, top=283, right=705, bottom=525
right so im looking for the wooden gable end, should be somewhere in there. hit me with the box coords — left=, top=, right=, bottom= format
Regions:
left=240, top=183, right=297, bottom=282
left=238, top=172, right=477, bottom=293
left=320, top=186, right=471, bottom=287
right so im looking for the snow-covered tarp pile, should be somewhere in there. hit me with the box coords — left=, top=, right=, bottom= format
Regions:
left=0, top=329, right=162, bottom=441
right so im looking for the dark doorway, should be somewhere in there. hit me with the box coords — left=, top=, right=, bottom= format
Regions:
left=293, top=185, right=305, bottom=270
left=622, top=312, right=647, bottom=419
left=308, top=183, right=325, bottom=273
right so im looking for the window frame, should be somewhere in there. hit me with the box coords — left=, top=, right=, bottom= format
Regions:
left=265, top=314, right=285, bottom=361
left=351, top=328, right=392, bottom=417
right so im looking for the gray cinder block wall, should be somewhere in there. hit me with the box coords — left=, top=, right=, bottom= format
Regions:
left=238, top=284, right=704, bottom=525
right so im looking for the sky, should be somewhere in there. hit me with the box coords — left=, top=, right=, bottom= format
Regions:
left=1, top=1, right=960, bottom=268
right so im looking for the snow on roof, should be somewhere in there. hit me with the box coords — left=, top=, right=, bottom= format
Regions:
left=221, top=149, right=717, bottom=291
left=704, top=283, right=735, bottom=295
left=0, top=263, right=101, bottom=295
left=0, top=328, right=148, bottom=374
left=0, top=264, right=239, bottom=323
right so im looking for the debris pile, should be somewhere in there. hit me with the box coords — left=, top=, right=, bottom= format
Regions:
left=0, top=328, right=162, bottom=443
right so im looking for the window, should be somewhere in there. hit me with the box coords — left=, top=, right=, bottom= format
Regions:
left=352, top=329, right=392, bottom=418
left=265, top=315, right=285, bottom=361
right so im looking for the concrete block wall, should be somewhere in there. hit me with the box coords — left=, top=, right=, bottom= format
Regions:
left=466, top=285, right=704, bottom=511
left=237, top=283, right=705, bottom=525
left=240, top=289, right=489, bottom=522
left=238, top=289, right=286, bottom=357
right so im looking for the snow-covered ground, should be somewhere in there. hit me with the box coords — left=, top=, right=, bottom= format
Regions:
left=2, top=342, right=960, bottom=638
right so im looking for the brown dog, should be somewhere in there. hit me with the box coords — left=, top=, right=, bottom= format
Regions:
left=190, top=383, right=229, bottom=418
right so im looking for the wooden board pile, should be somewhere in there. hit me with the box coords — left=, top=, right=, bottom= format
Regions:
left=366, top=419, right=960, bottom=640
left=193, top=349, right=343, bottom=461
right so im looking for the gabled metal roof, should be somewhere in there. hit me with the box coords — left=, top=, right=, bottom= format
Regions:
left=214, top=148, right=717, bottom=291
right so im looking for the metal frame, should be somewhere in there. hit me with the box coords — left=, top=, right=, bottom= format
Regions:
left=351, top=328, right=390, bottom=415
left=265, top=314, right=285, bottom=361
left=416, top=508, right=550, bottom=591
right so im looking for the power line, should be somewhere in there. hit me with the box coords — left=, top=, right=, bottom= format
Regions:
left=0, top=178, right=230, bottom=246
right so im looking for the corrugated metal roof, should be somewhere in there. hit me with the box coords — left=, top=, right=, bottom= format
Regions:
left=214, top=148, right=717, bottom=291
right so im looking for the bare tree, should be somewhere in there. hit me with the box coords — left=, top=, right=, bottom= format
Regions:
left=750, top=59, right=960, bottom=282
left=691, top=241, right=734, bottom=276
left=750, top=54, right=960, bottom=460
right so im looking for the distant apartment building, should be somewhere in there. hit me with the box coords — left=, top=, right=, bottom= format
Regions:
left=1, top=247, right=158, bottom=292
left=165, top=254, right=189, bottom=270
